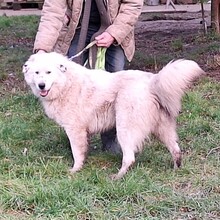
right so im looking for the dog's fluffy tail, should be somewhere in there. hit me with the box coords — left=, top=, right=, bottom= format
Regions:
left=151, top=59, right=204, bottom=117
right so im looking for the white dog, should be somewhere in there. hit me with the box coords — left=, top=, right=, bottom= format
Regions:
left=23, top=52, right=204, bottom=179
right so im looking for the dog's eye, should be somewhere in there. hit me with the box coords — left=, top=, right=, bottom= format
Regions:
left=46, top=71, right=51, bottom=74
left=35, top=71, right=39, bottom=74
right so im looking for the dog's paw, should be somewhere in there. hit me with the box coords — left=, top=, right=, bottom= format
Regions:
left=69, top=168, right=77, bottom=174
left=174, top=153, right=182, bottom=169
left=109, top=173, right=124, bottom=180
left=69, top=165, right=83, bottom=174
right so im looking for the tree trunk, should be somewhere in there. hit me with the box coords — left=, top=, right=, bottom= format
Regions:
left=211, top=0, right=220, bottom=33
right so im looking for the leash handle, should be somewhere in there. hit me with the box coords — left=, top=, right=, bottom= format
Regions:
left=69, top=40, right=97, bottom=61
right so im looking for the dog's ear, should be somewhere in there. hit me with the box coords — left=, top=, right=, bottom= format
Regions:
left=22, top=54, right=38, bottom=74
left=28, top=53, right=37, bottom=62
left=22, top=62, right=30, bottom=74
left=58, top=64, right=67, bottom=73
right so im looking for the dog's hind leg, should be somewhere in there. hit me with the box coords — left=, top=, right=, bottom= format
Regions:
left=65, top=128, right=88, bottom=174
left=155, top=118, right=182, bottom=169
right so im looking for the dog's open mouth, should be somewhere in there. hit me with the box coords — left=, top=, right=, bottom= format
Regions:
left=40, top=90, right=50, bottom=97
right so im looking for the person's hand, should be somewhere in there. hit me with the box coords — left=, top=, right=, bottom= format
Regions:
left=95, top=32, right=115, bottom=48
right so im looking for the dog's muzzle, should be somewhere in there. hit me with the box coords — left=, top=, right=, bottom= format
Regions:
left=38, top=83, right=49, bottom=97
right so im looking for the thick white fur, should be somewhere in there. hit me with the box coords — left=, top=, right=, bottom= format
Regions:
left=23, top=52, right=204, bottom=179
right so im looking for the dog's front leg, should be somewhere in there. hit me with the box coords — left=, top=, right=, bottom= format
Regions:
left=110, top=151, right=135, bottom=180
left=65, top=128, right=88, bottom=174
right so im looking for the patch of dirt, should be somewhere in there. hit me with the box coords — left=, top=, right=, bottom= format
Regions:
left=134, top=11, right=220, bottom=81
left=206, top=70, right=220, bottom=81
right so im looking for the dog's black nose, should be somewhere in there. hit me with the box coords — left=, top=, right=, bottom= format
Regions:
left=38, top=83, right=45, bottom=90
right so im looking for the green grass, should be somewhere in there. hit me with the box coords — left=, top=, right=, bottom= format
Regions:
left=0, top=16, right=220, bottom=219
left=0, top=15, right=39, bottom=37
left=0, top=16, right=38, bottom=80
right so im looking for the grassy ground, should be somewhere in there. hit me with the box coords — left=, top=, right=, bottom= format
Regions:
left=0, top=16, right=220, bottom=219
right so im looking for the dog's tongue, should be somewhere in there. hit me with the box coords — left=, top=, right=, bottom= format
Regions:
left=40, top=90, right=49, bottom=97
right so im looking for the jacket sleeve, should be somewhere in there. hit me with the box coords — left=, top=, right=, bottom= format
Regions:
left=105, top=0, right=143, bottom=45
left=33, top=0, right=67, bottom=52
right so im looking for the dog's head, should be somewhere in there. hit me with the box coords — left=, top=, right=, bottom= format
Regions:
left=23, top=52, right=68, bottom=99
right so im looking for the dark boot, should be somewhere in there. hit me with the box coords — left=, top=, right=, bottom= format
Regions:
left=101, top=128, right=122, bottom=155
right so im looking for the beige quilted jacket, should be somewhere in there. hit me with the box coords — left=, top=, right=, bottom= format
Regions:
left=34, top=0, right=143, bottom=62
